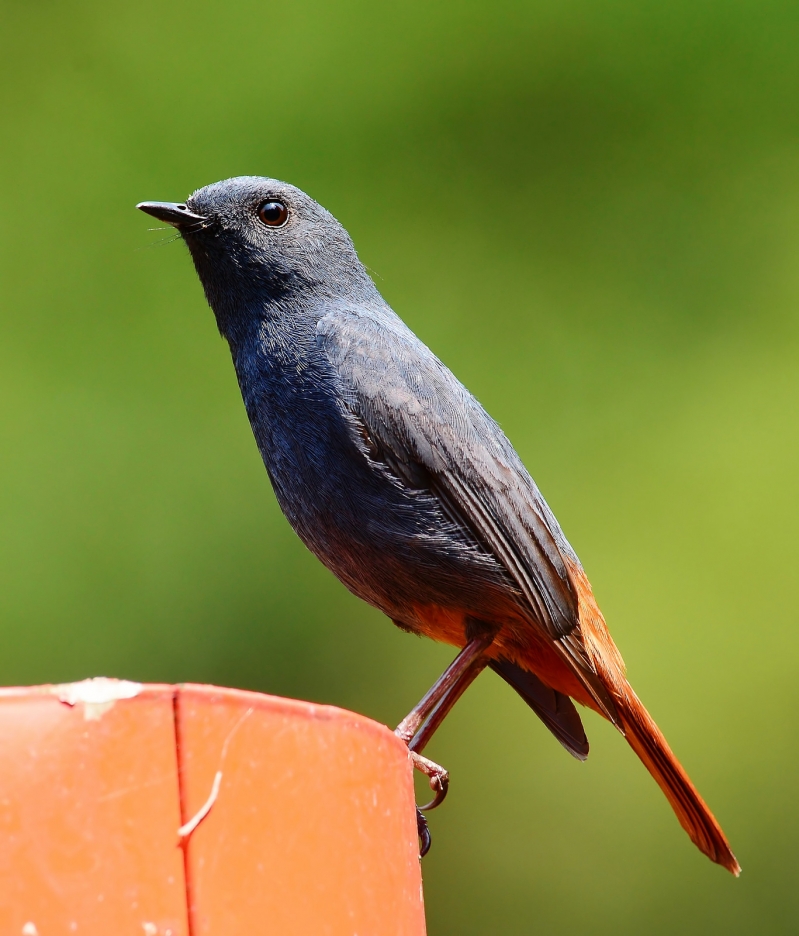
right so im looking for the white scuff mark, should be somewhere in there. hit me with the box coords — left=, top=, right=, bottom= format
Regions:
left=177, top=770, right=222, bottom=840
left=22, top=924, right=39, bottom=936
left=142, top=923, right=157, bottom=935
left=53, top=677, right=143, bottom=721
left=177, top=706, right=254, bottom=841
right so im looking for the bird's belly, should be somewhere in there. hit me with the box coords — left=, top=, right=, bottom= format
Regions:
left=266, top=449, right=512, bottom=625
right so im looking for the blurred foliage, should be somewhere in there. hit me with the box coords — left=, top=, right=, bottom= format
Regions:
left=2, top=0, right=799, bottom=931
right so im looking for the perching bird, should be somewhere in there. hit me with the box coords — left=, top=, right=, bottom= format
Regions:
left=138, top=177, right=739, bottom=874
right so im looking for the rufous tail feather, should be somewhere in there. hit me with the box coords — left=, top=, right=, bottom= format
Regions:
left=566, top=559, right=740, bottom=874
left=614, top=680, right=740, bottom=875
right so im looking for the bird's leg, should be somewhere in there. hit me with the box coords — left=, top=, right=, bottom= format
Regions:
left=395, top=634, right=494, bottom=745
left=408, top=655, right=488, bottom=808
left=395, top=634, right=493, bottom=855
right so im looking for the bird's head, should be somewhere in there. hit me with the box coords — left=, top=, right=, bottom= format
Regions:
left=138, top=176, right=376, bottom=337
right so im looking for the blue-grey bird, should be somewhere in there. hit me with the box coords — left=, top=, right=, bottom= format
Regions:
left=137, top=177, right=738, bottom=874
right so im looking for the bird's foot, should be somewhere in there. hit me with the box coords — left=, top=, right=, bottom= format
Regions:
left=399, top=747, right=450, bottom=858
left=409, top=750, right=450, bottom=810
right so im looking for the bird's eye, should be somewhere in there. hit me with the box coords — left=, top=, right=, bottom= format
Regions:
left=257, top=201, right=288, bottom=227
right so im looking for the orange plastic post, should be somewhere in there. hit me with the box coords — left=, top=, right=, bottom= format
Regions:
left=0, top=680, right=426, bottom=935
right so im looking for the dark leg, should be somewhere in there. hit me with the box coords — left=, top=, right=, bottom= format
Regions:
left=395, top=634, right=493, bottom=745
left=395, top=635, right=494, bottom=855
left=409, top=654, right=488, bottom=755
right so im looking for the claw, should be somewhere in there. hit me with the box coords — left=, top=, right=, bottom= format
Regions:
left=419, top=771, right=449, bottom=811
left=416, top=807, right=432, bottom=858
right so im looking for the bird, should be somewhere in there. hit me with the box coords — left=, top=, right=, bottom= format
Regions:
left=138, top=177, right=739, bottom=874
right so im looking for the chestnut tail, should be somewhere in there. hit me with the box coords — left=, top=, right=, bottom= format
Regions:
left=615, top=680, right=740, bottom=875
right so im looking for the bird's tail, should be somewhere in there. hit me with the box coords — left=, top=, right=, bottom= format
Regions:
left=613, top=678, right=740, bottom=875
left=564, top=557, right=740, bottom=875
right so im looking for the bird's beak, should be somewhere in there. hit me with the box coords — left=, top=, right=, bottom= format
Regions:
left=136, top=201, right=207, bottom=227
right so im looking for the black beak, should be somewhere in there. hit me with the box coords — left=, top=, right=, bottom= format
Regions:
left=136, top=201, right=207, bottom=227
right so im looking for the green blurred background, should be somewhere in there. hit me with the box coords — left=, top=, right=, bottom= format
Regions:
left=1, top=0, right=797, bottom=930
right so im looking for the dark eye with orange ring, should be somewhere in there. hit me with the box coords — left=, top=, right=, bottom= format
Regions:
left=257, top=201, right=288, bottom=227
